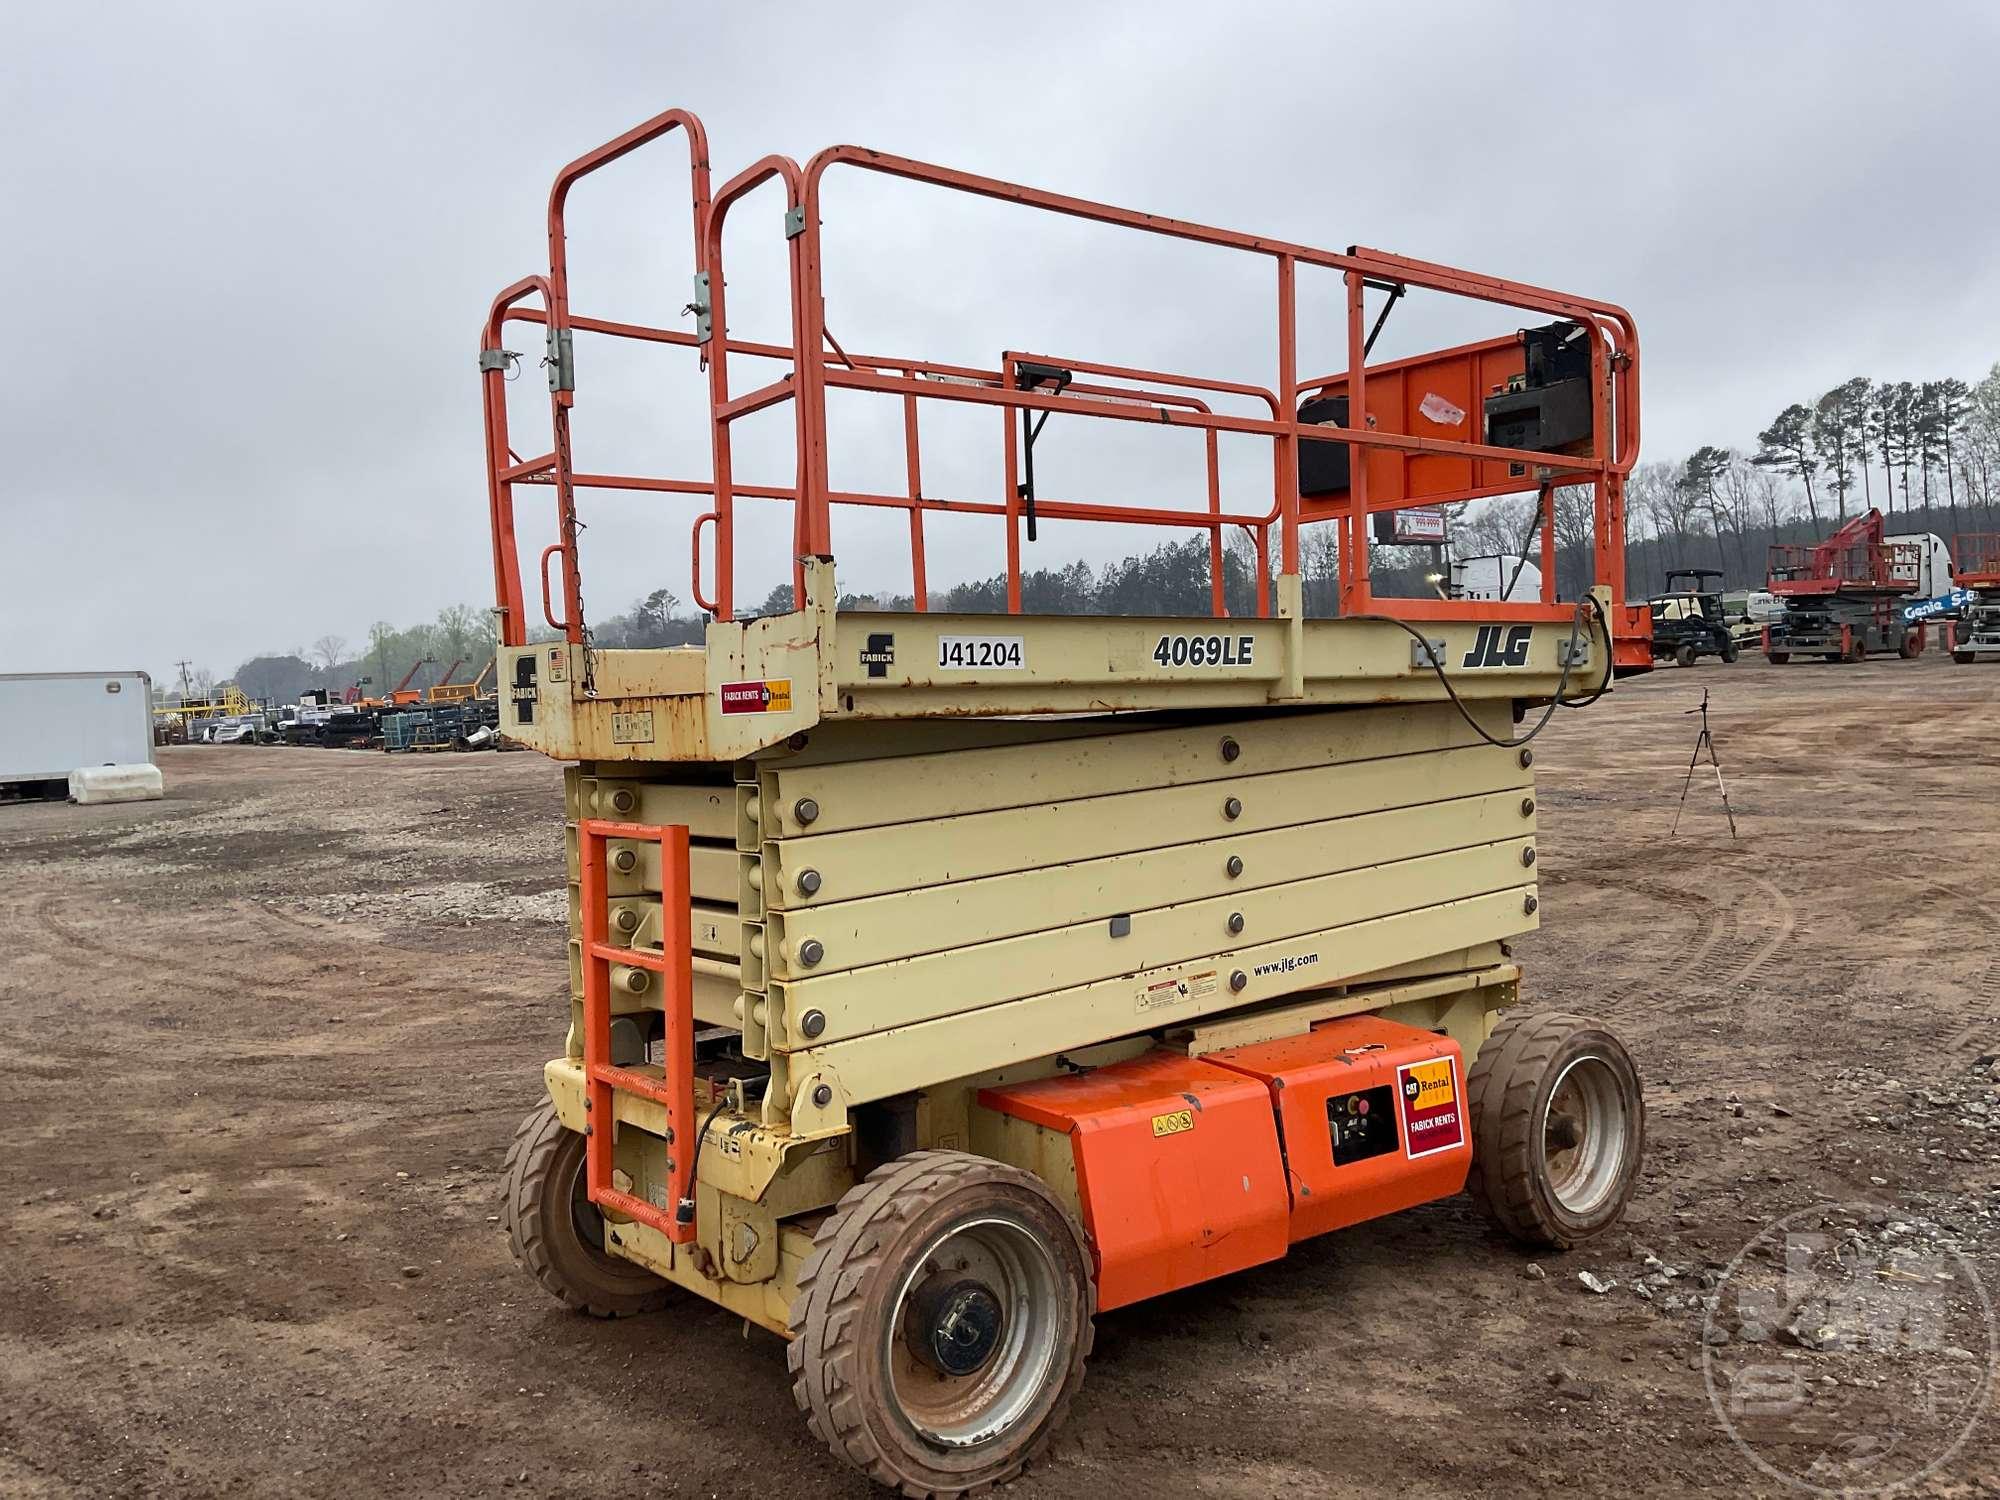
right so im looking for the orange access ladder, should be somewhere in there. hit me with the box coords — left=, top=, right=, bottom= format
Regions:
left=575, top=819, right=697, bottom=1243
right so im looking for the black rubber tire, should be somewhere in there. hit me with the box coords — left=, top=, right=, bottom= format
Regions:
left=1465, top=1011, right=1644, bottom=1250
left=1766, top=651, right=1790, bottom=665
left=1823, top=652, right=1845, bottom=663
left=788, top=1150, right=1094, bottom=1498
left=1720, top=638, right=1739, bottom=664
left=1956, top=650, right=1976, bottom=665
left=1897, top=634, right=1920, bottom=660
left=1673, top=643, right=1697, bottom=669
left=502, top=1101, right=671, bottom=1318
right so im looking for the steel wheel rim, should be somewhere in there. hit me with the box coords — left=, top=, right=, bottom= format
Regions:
left=886, top=1215, right=1063, bottom=1449
left=1542, top=1055, right=1628, bottom=1216
left=565, top=1142, right=617, bottom=1260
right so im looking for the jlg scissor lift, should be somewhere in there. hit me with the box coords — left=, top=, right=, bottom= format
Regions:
left=1763, top=508, right=1925, bottom=663
left=482, top=109, right=1652, bottom=1496
left=1949, top=534, right=2000, bottom=663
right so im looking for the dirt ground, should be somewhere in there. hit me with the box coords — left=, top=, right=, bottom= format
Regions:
left=2, top=655, right=1996, bottom=1499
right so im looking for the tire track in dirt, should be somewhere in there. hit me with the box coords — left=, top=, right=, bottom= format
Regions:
left=1718, top=874, right=1797, bottom=989
left=22, top=894, right=531, bottom=1063
left=1558, top=869, right=1734, bottom=983
left=1556, top=859, right=1799, bottom=997
left=1876, top=868, right=2000, bottom=1054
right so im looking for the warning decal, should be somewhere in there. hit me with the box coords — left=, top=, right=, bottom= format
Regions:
left=611, top=711, right=655, bottom=745
left=1136, top=969, right=1217, bottom=1014
left=1396, top=1055, right=1466, bottom=1160
left=719, top=678, right=793, bottom=715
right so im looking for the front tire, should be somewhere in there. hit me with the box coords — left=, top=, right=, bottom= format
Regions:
left=1466, top=1011, right=1644, bottom=1249
left=1957, top=650, right=1976, bottom=665
left=788, top=1150, right=1093, bottom=1497
left=1766, top=651, right=1790, bottom=665
left=1674, top=643, right=1697, bottom=669
left=502, top=1102, right=671, bottom=1318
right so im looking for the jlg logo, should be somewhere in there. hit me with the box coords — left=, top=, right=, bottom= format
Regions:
left=1461, top=624, right=1533, bottom=669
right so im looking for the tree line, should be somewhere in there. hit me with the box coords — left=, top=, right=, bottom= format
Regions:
left=188, top=360, right=2000, bottom=697
left=1413, top=360, right=2000, bottom=600
left=1612, top=359, right=2000, bottom=595
left=193, top=604, right=496, bottom=709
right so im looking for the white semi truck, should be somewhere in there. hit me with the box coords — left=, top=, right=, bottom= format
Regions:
left=1449, top=553, right=1544, bottom=603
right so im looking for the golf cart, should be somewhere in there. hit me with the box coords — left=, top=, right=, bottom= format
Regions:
left=1649, top=568, right=1737, bottom=667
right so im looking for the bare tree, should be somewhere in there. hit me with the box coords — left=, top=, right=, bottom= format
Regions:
left=1743, top=464, right=1790, bottom=536
left=1301, top=524, right=1340, bottom=614
left=1550, top=484, right=1596, bottom=596
left=1629, top=460, right=1702, bottom=543
left=1712, top=456, right=1769, bottom=577
left=310, top=634, right=348, bottom=673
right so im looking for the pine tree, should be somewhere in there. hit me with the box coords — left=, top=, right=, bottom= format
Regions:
left=1870, top=383, right=1898, bottom=519
left=1933, top=376, right=1972, bottom=537
left=1753, top=404, right=1822, bottom=533
left=1891, top=381, right=1919, bottom=514
left=1811, top=379, right=1869, bottom=522
left=1683, top=444, right=1734, bottom=573
left=1915, top=381, right=1950, bottom=519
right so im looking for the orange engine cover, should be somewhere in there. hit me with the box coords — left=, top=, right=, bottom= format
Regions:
left=977, top=1051, right=1290, bottom=1311
left=1206, top=1014, right=1471, bottom=1242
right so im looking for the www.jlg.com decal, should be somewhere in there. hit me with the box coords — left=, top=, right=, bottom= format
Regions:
left=1397, top=1056, right=1465, bottom=1159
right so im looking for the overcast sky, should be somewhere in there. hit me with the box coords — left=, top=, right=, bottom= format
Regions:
left=4, top=2, right=1996, bottom=681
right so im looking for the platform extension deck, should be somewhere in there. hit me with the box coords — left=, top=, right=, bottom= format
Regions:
left=502, top=563, right=1608, bottom=764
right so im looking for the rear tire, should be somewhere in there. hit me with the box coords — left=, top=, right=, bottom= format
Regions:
left=1766, top=651, right=1790, bottom=665
left=1466, top=1011, right=1644, bottom=1250
left=788, top=1150, right=1093, bottom=1498
left=1957, top=650, right=1976, bottom=665
left=502, top=1101, right=671, bottom=1318
left=1897, top=634, right=1920, bottom=660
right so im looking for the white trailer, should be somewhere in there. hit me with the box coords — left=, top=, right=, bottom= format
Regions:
left=0, top=671, right=156, bottom=797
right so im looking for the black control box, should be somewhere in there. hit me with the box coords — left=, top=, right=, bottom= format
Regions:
left=1483, top=320, right=1594, bottom=457
left=1296, top=394, right=1352, bottom=497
